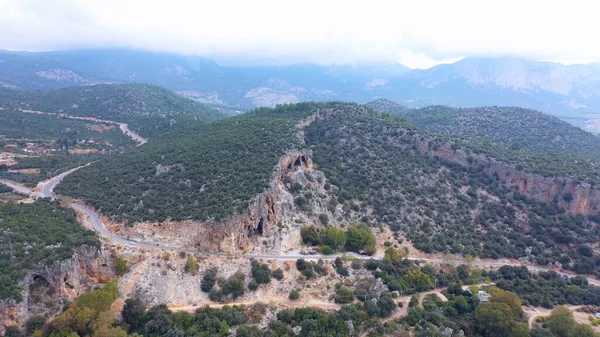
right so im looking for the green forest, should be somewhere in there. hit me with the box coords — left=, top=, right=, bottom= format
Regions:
left=54, top=102, right=600, bottom=275
left=368, top=99, right=600, bottom=159
left=305, top=107, right=600, bottom=276
left=0, top=109, right=134, bottom=148
left=56, top=102, right=324, bottom=223
left=0, top=83, right=225, bottom=138
left=0, top=199, right=99, bottom=301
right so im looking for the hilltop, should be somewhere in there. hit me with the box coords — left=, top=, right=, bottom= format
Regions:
left=368, top=99, right=600, bottom=159
left=3, top=50, right=600, bottom=128
left=57, top=102, right=600, bottom=278
left=0, top=83, right=225, bottom=137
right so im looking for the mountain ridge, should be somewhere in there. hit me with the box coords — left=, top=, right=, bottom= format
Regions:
left=0, top=83, right=225, bottom=137
left=367, top=99, right=600, bottom=159
left=4, top=49, right=600, bottom=127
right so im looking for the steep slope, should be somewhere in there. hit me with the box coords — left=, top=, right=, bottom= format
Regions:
left=57, top=102, right=600, bottom=277
left=0, top=83, right=224, bottom=137
left=56, top=102, right=319, bottom=223
left=368, top=99, right=600, bottom=159
left=0, top=199, right=99, bottom=301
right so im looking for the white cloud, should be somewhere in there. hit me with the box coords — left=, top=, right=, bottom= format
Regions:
left=0, top=0, right=598, bottom=68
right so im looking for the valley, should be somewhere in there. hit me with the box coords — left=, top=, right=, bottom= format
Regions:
left=1, top=87, right=599, bottom=337
left=5, top=5, right=600, bottom=336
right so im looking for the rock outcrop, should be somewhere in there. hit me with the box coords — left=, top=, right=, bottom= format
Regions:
left=188, top=150, right=343, bottom=254
left=0, top=246, right=112, bottom=334
left=389, top=129, right=600, bottom=215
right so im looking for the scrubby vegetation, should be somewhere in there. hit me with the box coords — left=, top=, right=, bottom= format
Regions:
left=208, top=272, right=246, bottom=302
left=0, top=109, right=134, bottom=149
left=0, top=83, right=224, bottom=138
left=2, top=153, right=103, bottom=186
left=301, top=223, right=376, bottom=255
left=20, top=259, right=600, bottom=337
left=56, top=102, right=320, bottom=223
left=493, top=266, right=600, bottom=307
left=305, top=107, right=600, bottom=275
left=250, top=259, right=272, bottom=285
left=0, top=199, right=98, bottom=301
left=368, top=99, right=600, bottom=159
left=53, top=101, right=600, bottom=277
left=295, top=258, right=329, bottom=280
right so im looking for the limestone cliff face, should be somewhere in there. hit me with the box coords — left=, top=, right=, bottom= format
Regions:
left=0, top=246, right=111, bottom=335
left=389, top=129, right=600, bottom=215
left=189, top=150, right=343, bottom=254
left=190, top=107, right=351, bottom=254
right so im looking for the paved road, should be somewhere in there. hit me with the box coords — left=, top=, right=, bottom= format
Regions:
left=0, top=179, right=37, bottom=196
left=14, top=172, right=593, bottom=287
left=1, top=113, right=599, bottom=287
left=3, top=173, right=599, bottom=286
left=16, top=108, right=148, bottom=147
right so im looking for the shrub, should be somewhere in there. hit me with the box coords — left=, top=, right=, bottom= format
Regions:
left=184, top=256, right=199, bottom=275
left=251, top=260, right=272, bottom=284
left=346, top=223, right=376, bottom=255
left=115, top=256, right=128, bottom=276
left=351, top=259, right=363, bottom=270
left=201, top=267, right=218, bottom=292
left=318, top=245, right=334, bottom=254
left=300, top=225, right=319, bottom=246
left=222, top=272, right=246, bottom=299
left=318, top=213, right=329, bottom=225
left=408, top=295, right=419, bottom=308
left=289, top=289, right=300, bottom=300
left=335, top=265, right=349, bottom=277
left=335, top=286, right=354, bottom=304
left=320, top=226, right=347, bottom=251
left=248, top=280, right=258, bottom=291
left=272, top=268, right=284, bottom=281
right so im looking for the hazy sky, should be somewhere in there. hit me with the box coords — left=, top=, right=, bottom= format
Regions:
left=0, top=0, right=597, bottom=69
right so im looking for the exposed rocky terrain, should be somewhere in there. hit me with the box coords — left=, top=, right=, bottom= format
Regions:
left=0, top=246, right=113, bottom=335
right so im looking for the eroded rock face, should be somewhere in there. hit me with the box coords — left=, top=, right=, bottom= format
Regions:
left=0, top=246, right=112, bottom=334
left=184, top=150, right=347, bottom=255
left=390, top=129, right=600, bottom=215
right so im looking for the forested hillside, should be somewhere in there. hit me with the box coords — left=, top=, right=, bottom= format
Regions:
left=0, top=84, right=225, bottom=137
left=0, top=109, right=133, bottom=148
left=367, top=99, right=600, bottom=159
left=305, top=108, right=600, bottom=276
left=0, top=200, right=99, bottom=301
left=57, top=102, right=320, bottom=223
left=56, top=102, right=600, bottom=276
left=0, top=108, right=133, bottom=186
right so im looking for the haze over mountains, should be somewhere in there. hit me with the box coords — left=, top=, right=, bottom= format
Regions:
left=2, top=49, right=600, bottom=129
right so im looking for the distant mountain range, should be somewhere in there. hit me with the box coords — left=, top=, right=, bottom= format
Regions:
left=2, top=49, right=600, bottom=130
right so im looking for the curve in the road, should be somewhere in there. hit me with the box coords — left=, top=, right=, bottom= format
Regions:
left=3, top=172, right=599, bottom=286
left=1, top=114, right=598, bottom=286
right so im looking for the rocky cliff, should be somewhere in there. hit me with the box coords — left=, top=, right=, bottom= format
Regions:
left=183, top=150, right=346, bottom=254
left=389, top=128, right=600, bottom=216
left=0, top=246, right=112, bottom=335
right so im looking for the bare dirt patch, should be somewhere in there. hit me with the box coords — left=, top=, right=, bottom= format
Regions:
left=525, top=306, right=598, bottom=332
left=90, top=124, right=115, bottom=133
left=8, top=168, right=40, bottom=175
left=69, top=148, right=100, bottom=155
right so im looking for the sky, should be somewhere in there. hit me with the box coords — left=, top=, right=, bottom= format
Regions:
left=0, top=0, right=598, bottom=69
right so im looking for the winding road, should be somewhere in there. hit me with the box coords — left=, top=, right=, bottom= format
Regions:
left=3, top=172, right=598, bottom=287
left=1, top=115, right=599, bottom=287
